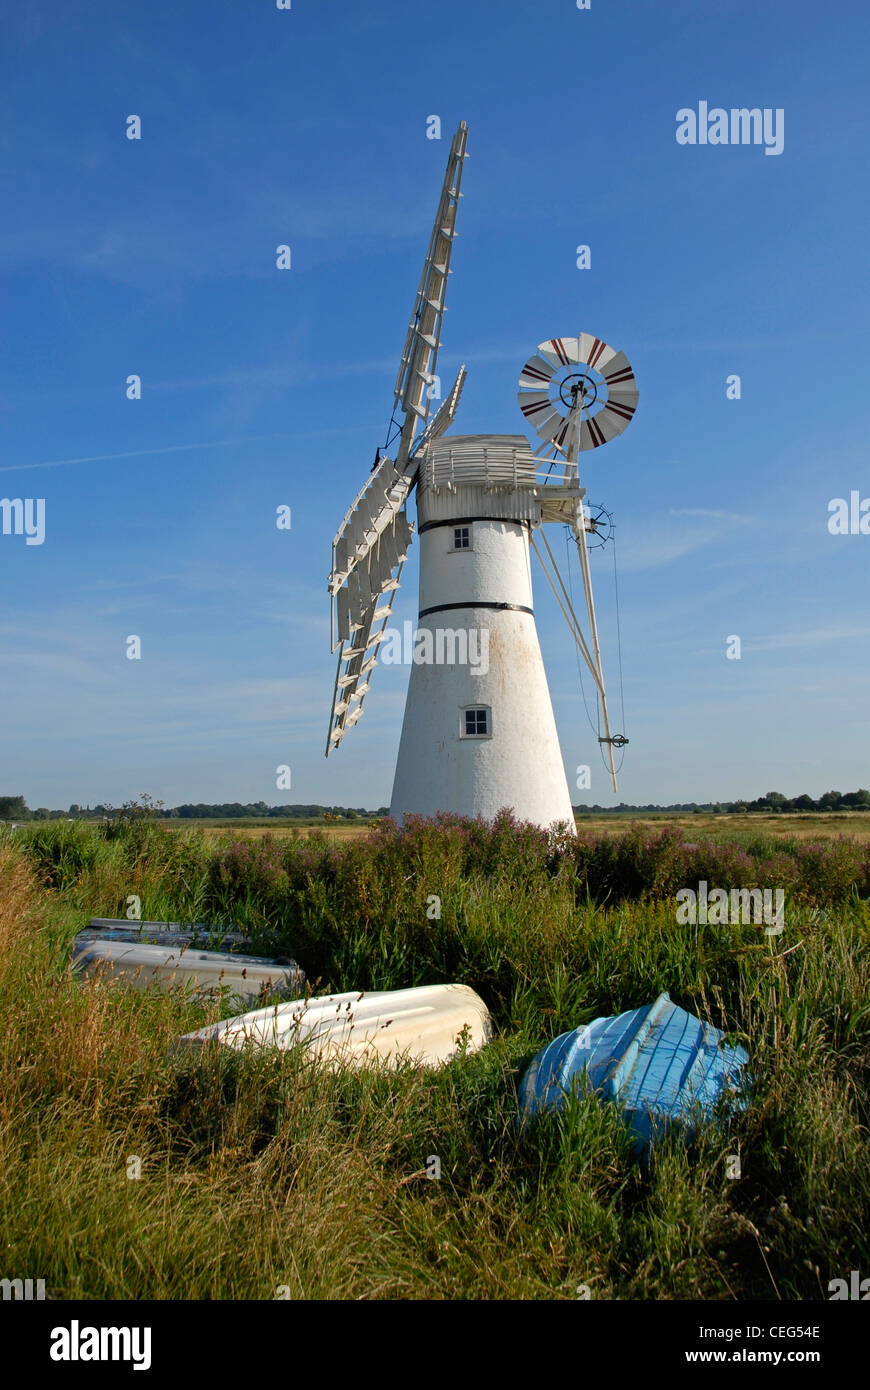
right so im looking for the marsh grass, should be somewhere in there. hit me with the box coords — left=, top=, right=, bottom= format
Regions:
left=0, top=818, right=868, bottom=1300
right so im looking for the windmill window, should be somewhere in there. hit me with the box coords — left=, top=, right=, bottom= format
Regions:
left=451, top=525, right=472, bottom=551
left=461, top=706, right=491, bottom=738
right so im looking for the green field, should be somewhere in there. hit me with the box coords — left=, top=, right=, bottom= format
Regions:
left=573, top=810, right=870, bottom=842
left=1, top=814, right=867, bottom=1300
left=155, top=809, right=870, bottom=843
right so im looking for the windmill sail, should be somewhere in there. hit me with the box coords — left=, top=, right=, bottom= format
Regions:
left=412, top=363, right=467, bottom=457
left=393, top=121, right=469, bottom=472
left=326, top=124, right=469, bottom=755
left=327, top=505, right=413, bottom=752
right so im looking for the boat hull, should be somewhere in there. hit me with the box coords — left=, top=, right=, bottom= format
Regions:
left=71, top=938, right=303, bottom=1004
left=174, top=983, right=493, bottom=1068
left=519, top=992, right=749, bottom=1155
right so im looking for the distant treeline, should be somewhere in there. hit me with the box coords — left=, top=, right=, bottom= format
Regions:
left=574, top=790, right=870, bottom=814
left=166, top=803, right=388, bottom=820
left=2, top=789, right=869, bottom=823
left=0, top=796, right=388, bottom=822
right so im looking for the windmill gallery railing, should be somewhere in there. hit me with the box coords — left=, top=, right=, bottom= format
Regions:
left=417, top=435, right=574, bottom=493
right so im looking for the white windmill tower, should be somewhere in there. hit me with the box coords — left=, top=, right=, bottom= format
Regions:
left=326, top=123, right=637, bottom=831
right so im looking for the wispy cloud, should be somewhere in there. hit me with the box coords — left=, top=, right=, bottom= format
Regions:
left=668, top=508, right=758, bottom=524
left=0, top=433, right=290, bottom=475
left=616, top=508, right=758, bottom=572
left=0, top=423, right=373, bottom=474
left=748, top=625, right=870, bottom=652
left=148, top=354, right=396, bottom=395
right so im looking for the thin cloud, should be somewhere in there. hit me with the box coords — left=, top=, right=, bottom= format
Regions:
left=148, top=354, right=396, bottom=394
left=748, top=626, right=870, bottom=652
left=668, top=508, right=758, bottom=524
left=0, top=424, right=372, bottom=474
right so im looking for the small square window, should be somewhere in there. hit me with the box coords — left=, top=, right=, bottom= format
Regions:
left=451, top=526, right=471, bottom=551
left=462, top=707, right=491, bottom=738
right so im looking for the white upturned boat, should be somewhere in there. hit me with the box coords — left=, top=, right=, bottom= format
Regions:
left=84, top=918, right=251, bottom=949
left=173, top=983, right=493, bottom=1068
left=71, top=938, right=303, bottom=1003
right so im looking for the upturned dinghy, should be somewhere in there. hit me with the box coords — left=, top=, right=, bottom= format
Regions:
left=83, top=918, right=251, bottom=950
left=518, top=992, right=749, bottom=1156
left=71, top=938, right=303, bottom=1004
left=174, top=983, right=493, bottom=1068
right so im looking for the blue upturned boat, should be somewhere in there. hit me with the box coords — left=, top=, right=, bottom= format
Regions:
left=518, top=992, right=749, bottom=1157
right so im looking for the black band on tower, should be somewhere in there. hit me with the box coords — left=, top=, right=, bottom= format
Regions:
left=417, top=516, right=532, bottom=535
left=418, top=602, right=534, bottom=618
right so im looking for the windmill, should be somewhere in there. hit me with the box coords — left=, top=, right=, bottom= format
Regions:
left=326, top=122, right=637, bottom=830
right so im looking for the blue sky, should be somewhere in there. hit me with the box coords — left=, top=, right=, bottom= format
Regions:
left=2, top=0, right=869, bottom=811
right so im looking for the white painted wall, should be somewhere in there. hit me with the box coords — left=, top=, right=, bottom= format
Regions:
left=389, top=488, right=575, bottom=832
